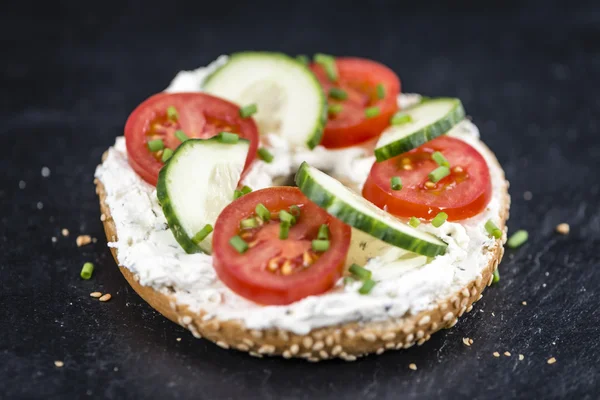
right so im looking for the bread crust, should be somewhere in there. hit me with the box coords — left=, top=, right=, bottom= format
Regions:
left=95, top=143, right=509, bottom=361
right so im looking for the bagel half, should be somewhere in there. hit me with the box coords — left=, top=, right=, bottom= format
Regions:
left=94, top=139, right=509, bottom=362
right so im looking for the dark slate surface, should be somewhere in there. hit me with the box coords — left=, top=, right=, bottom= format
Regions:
left=1, top=1, right=599, bottom=398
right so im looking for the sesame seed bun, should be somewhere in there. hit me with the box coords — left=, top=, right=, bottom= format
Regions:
left=95, top=142, right=509, bottom=361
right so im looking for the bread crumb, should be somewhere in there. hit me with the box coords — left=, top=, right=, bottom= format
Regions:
left=469, top=338, right=474, bottom=345
left=409, top=363, right=417, bottom=370
left=522, top=301, right=527, bottom=306
left=92, top=237, right=98, bottom=243
left=37, top=202, right=44, bottom=210
left=90, top=292, right=102, bottom=298
left=462, top=337, right=471, bottom=346
left=493, top=352, right=500, bottom=357
left=99, top=294, right=112, bottom=302
left=113, top=367, right=119, bottom=372
left=176, top=338, right=182, bottom=342
left=523, top=191, right=533, bottom=200
left=41, top=166, right=51, bottom=177
left=547, top=357, right=556, bottom=364
left=556, top=223, right=570, bottom=235
left=519, top=354, right=525, bottom=360
left=76, top=235, right=92, bottom=247
left=504, top=351, right=511, bottom=357
left=19, top=180, right=26, bottom=189
left=51, top=237, right=57, bottom=243
left=61, top=228, right=69, bottom=237
left=54, top=360, right=64, bottom=368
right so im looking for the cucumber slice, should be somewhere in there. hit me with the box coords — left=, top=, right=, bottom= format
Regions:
left=295, top=162, right=447, bottom=257
left=203, top=52, right=326, bottom=149
left=156, top=136, right=250, bottom=254
left=374, top=98, right=465, bottom=162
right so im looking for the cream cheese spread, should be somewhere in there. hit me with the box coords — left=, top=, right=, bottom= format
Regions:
left=94, top=59, right=506, bottom=335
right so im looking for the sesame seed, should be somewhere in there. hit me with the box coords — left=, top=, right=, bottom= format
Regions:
left=417, top=338, right=426, bottom=346
left=424, top=181, right=436, bottom=189
left=461, top=288, right=470, bottom=297
left=90, top=292, right=102, bottom=298
left=344, top=355, right=357, bottom=362
left=182, top=316, right=192, bottom=324
left=409, top=363, right=417, bottom=371
left=242, top=338, right=254, bottom=347
left=523, top=191, right=533, bottom=200
left=385, top=342, right=395, bottom=349
left=76, top=235, right=92, bottom=247
left=19, top=180, right=26, bottom=189
left=331, top=345, right=342, bottom=356
left=282, top=350, right=292, bottom=359
left=100, top=214, right=106, bottom=222
left=431, top=322, right=438, bottom=331
left=382, top=332, right=396, bottom=341
left=54, top=360, right=64, bottom=368
left=216, top=341, right=230, bottom=349
left=250, top=330, right=263, bottom=339
left=462, top=337, right=471, bottom=346
left=376, top=348, right=385, bottom=355
left=289, top=344, right=299, bottom=355
left=493, top=352, right=500, bottom=357
left=249, top=352, right=263, bottom=358
left=504, top=351, right=511, bottom=357
left=556, top=223, right=570, bottom=235
left=418, top=315, right=431, bottom=326
left=466, top=305, right=473, bottom=313
left=443, top=312, right=454, bottom=321
left=237, top=344, right=249, bottom=351
left=402, top=164, right=413, bottom=170
left=405, top=333, right=414, bottom=343
left=345, top=329, right=356, bottom=339
left=319, top=350, right=328, bottom=359
left=61, top=228, right=69, bottom=237
left=302, top=337, right=314, bottom=349
left=469, top=338, right=474, bottom=345
left=312, top=341, right=324, bottom=351
left=41, top=167, right=51, bottom=177
left=416, top=330, right=424, bottom=339
left=99, top=293, right=112, bottom=302
left=361, top=332, right=377, bottom=342
left=519, top=354, right=525, bottom=360
left=176, top=338, right=181, bottom=342
left=522, top=301, right=527, bottom=306
left=308, top=357, right=319, bottom=363
left=325, top=335, right=334, bottom=346
left=547, top=357, right=557, bottom=364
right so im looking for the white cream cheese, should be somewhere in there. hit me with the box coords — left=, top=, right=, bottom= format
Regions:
left=95, top=60, right=506, bottom=335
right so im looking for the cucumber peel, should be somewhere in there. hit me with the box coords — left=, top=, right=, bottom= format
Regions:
left=375, top=98, right=465, bottom=162
left=295, top=162, right=447, bottom=257
left=157, top=136, right=250, bottom=254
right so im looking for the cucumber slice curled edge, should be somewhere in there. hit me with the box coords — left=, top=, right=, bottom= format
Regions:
left=157, top=137, right=250, bottom=254
left=295, top=162, right=447, bottom=257
left=203, top=51, right=327, bottom=149
left=374, top=98, right=465, bottom=162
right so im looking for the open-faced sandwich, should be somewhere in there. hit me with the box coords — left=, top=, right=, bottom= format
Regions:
left=95, top=52, right=509, bottom=361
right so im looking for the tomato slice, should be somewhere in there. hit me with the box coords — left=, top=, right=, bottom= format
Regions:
left=124, top=92, right=259, bottom=186
left=362, top=136, right=492, bottom=221
left=310, top=57, right=400, bottom=149
left=212, top=187, right=351, bottom=305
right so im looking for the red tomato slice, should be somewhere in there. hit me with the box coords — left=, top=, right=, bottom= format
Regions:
left=362, top=136, right=492, bottom=221
left=310, top=57, right=400, bottom=149
left=124, top=92, right=259, bottom=186
left=212, top=187, right=351, bottom=305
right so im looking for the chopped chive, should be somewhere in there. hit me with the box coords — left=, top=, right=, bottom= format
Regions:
left=175, top=130, right=189, bottom=143
left=343, top=276, right=355, bottom=286
left=161, top=148, right=174, bottom=162
left=485, top=220, right=502, bottom=239
left=329, top=87, right=348, bottom=100
left=365, top=106, right=380, bottom=118
left=390, top=111, right=413, bottom=125
left=192, top=224, right=213, bottom=244
left=229, top=235, right=248, bottom=253
left=376, top=83, right=386, bottom=99
left=507, top=230, right=528, bottom=248
left=314, top=53, right=338, bottom=82
left=257, top=147, right=274, bottom=163
left=428, top=166, right=450, bottom=183
left=432, top=151, right=450, bottom=167
left=239, top=104, right=258, bottom=118
left=328, top=103, right=343, bottom=114
left=358, top=279, right=377, bottom=295
left=391, top=176, right=403, bottom=191
left=233, top=190, right=243, bottom=200
left=317, top=224, right=329, bottom=240
left=241, top=185, right=252, bottom=195
left=296, top=54, right=309, bottom=65
left=279, top=210, right=296, bottom=225
left=167, top=106, right=178, bottom=121
left=80, top=262, right=94, bottom=280
left=431, top=212, right=448, bottom=228
left=312, top=239, right=330, bottom=252
left=349, top=264, right=372, bottom=280
left=289, top=205, right=301, bottom=217
left=409, top=217, right=420, bottom=228
left=492, top=268, right=500, bottom=284
left=279, top=221, right=290, bottom=240
left=219, top=132, right=239, bottom=144
left=240, top=218, right=258, bottom=229
left=147, top=139, right=164, bottom=152
left=255, top=203, right=271, bottom=222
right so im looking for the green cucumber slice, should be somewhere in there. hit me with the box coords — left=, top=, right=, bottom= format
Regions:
left=295, top=162, right=447, bottom=257
left=374, top=98, right=465, bottom=162
left=203, top=52, right=326, bottom=149
left=156, top=136, right=250, bottom=254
